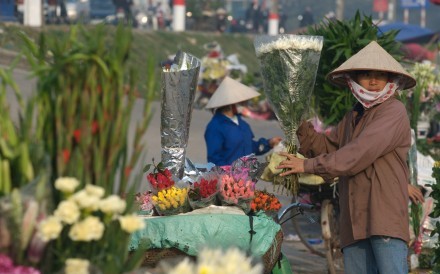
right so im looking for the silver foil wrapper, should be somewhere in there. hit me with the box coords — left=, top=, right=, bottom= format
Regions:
left=161, top=51, right=201, bottom=179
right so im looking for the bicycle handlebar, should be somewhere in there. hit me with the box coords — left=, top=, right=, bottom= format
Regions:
left=276, top=202, right=315, bottom=224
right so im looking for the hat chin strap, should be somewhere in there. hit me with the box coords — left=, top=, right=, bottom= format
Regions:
left=345, top=75, right=401, bottom=109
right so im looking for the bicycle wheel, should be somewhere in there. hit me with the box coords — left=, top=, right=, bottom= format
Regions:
left=290, top=196, right=326, bottom=258
left=321, top=199, right=344, bottom=274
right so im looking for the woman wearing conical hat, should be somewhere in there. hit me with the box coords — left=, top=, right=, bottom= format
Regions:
left=204, top=76, right=282, bottom=166
left=276, top=41, right=418, bottom=273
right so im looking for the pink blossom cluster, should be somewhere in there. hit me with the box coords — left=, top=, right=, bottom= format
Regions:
left=219, top=174, right=255, bottom=204
left=135, top=191, right=154, bottom=211
left=0, top=254, right=40, bottom=274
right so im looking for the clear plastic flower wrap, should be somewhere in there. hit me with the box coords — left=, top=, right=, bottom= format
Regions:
left=217, top=170, right=255, bottom=214
left=188, top=172, right=219, bottom=210
left=254, top=35, right=323, bottom=195
left=151, top=186, right=191, bottom=216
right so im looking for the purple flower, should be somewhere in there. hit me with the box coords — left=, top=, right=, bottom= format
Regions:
left=0, top=254, right=14, bottom=273
left=11, top=266, right=40, bottom=274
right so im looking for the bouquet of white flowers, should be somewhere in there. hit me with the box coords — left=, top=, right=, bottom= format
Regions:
left=254, top=35, right=323, bottom=195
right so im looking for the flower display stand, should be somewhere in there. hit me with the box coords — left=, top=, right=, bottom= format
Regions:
left=129, top=206, right=283, bottom=274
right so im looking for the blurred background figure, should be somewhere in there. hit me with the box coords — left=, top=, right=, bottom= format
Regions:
left=245, top=0, right=262, bottom=33
left=216, top=7, right=227, bottom=33
left=299, top=6, right=314, bottom=28
left=112, top=0, right=134, bottom=25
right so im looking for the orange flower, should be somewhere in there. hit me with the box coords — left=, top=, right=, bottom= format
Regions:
left=62, top=149, right=70, bottom=164
left=73, top=129, right=81, bottom=143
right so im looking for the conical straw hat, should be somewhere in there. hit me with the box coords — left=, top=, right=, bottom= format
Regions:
left=327, top=41, right=416, bottom=90
left=205, top=76, right=260, bottom=109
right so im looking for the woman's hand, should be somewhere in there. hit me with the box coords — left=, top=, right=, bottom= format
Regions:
left=276, top=152, right=305, bottom=176
left=408, top=184, right=425, bottom=204
left=269, top=137, right=282, bottom=148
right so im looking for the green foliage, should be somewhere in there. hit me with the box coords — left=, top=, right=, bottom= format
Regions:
left=428, top=161, right=440, bottom=267
left=303, top=11, right=404, bottom=125
left=18, top=24, right=158, bottom=195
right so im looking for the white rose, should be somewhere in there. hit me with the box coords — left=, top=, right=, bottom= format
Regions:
left=69, top=216, right=104, bottom=242
left=72, top=190, right=100, bottom=211
left=54, top=200, right=80, bottom=224
left=65, top=258, right=90, bottom=274
left=118, top=215, right=145, bottom=233
left=85, top=184, right=105, bottom=198
left=54, top=177, right=80, bottom=193
left=38, top=216, right=63, bottom=242
left=98, top=195, right=126, bottom=215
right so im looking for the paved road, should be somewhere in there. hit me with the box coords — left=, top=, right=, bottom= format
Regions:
left=7, top=66, right=343, bottom=274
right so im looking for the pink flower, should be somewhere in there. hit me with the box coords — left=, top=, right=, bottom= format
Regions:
left=11, top=266, right=40, bottom=274
left=0, top=254, right=13, bottom=273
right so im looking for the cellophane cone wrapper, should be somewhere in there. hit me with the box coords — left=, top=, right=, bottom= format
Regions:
left=254, top=35, right=323, bottom=194
left=161, top=51, right=201, bottom=179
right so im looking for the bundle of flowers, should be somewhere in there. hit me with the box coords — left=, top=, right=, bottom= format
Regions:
left=166, top=246, right=263, bottom=274
left=0, top=253, right=40, bottom=274
left=36, top=177, right=146, bottom=274
left=151, top=186, right=190, bottom=216
left=218, top=174, right=255, bottom=213
left=250, top=190, right=282, bottom=217
left=188, top=174, right=219, bottom=209
left=135, top=190, right=154, bottom=216
left=146, top=163, right=175, bottom=191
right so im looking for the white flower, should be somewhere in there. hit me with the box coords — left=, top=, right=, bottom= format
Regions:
left=69, top=216, right=104, bottom=241
left=118, top=215, right=145, bottom=233
left=65, top=258, right=90, bottom=274
left=255, top=35, right=323, bottom=56
left=38, top=216, right=63, bottom=242
left=85, top=184, right=105, bottom=198
left=168, top=258, right=194, bottom=274
left=169, top=247, right=263, bottom=274
left=54, top=200, right=80, bottom=224
left=98, top=195, right=126, bottom=215
left=71, top=190, right=100, bottom=211
left=54, top=177, right=80, bottom=193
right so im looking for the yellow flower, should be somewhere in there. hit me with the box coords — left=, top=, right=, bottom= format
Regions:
left=98, top=195, right=126, bottom=215
left=84, top=184, right=105, bottom=198
left=72, top=190, right=100, bottom=211
left=158, top=204, right=166, bottom=210
left=38, top=216, right=63, bottom=242
left=69, top=216, right=104, bottom=241
left=65, top=258, right=90, bottom=274
left=54, top=200, right=80, bottom=224
left=118, top=214, right=146, bottom=233
left=55, top=177, right=80, bottom=193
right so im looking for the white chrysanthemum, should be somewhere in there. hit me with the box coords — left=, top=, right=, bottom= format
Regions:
left=84, top=184, right=105, bottom=198
left=65, top=258, right=90, bottom=274
left=38, top=216, right=63, bottom=242
left=197, top=247, right=263, bottom=274
left=72, top=190, right=100, bottom=211
left=167, top=258, right=194, bottom=274
left=55, top=177, right=80, bottom=193
left=68, top=216, right=104, bottom=241
left=255, top=35, right=323, bottom=56
left=54, top=200, right=80, bottom=224
left=118, top=214, right=146, bottom=233
left=98, top=195, right=126, bottom=215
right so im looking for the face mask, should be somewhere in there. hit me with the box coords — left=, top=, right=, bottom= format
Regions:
left=345, top=74, right=401, bottom=109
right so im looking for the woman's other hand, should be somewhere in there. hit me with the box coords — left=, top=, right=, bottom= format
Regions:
left=408, top=184, right=425, bottom=204
left=276, top=152, right=305, bottom=176
left=269, top=137, right=282, bottom=148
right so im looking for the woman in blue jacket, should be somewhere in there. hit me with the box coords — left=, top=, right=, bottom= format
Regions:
left=204, top=77, right=282, bottom=166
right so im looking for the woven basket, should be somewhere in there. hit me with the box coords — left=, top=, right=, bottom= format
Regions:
left=139, top=230, right=283, bottom=274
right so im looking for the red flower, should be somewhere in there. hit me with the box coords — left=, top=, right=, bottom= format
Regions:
left=73, top=129, right=81, bottom=143
left=91, top=120, right=99, bottom=135
left=62, top=149, right=70, bottom=164
left=124, top=166, right=132, bottom=178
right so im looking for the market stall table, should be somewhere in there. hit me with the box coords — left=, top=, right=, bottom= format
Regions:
left=129, top=206, right=283, bottom=274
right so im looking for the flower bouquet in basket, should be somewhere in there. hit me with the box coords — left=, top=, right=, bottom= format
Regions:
left=151, top=186, right=190, bottom=216
left=187, top=173, right=219, bottom=210
left=135, top=191, right=154, bottom=216
left=254, top=35, right=323, bottom=195
left=250, top=190, right=282, bottom=219
left=218, top=172, right=255, bottom=214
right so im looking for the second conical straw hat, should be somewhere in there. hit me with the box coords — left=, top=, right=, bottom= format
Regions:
left=205, top=76, right=260, bottom=109
left=327, top=41, right=416, bottom=90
